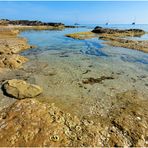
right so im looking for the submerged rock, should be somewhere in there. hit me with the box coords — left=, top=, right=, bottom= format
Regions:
left=65, top=31, right=97, bottom=40
left=2, top=79, right=43, bottom=99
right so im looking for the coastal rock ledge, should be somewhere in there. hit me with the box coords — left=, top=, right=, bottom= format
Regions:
left=2, top=79, right=43, bottom=99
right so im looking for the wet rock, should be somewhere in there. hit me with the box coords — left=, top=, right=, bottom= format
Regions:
left=65, top=31, right=97, bottom=40
left=2, top=79, right=43, bottom=99
left=0, top=99, right=102, bottom=147
left=100, top=35, right=148, bottom=53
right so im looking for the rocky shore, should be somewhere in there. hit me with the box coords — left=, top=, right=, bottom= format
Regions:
left=1, top=19, right=64, bottom=27
left=0, top=22, right=148, bottom=146
left=0, top=27, right=32, bottom=69
left=0, top=19, right=79, bottom=30
left=92, top=26, right=148, bottom=53
left=66, top=26, right=148, bottom=53
left=0, top=91, right=147, bottom=147
left=66, top=32, right=98, bottom=40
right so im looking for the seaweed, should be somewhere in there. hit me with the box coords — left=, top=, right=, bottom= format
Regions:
left=82, top=76, right=114, bottom=85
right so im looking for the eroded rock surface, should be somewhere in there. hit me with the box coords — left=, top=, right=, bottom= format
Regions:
left=0, top=99, right=102, bottom=147
left=0, top=91, right=147, bottom=147
left=0, top=28, right=31, bottom=69
left=99, top=34, right=148, bottom=53
left=92, top=26, right=145, bottom=36
left=2, top=79, right=43, bottom=99
left=0, top=54, right=28, bottom=69
left=65, top=32, right=97, bottom=40
left=92, top=26, right=148, bottom=53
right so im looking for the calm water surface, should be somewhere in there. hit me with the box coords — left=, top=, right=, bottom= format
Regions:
left=21, top=25, right=148, bottom=66
left=19, top=24, right=148, bottom=117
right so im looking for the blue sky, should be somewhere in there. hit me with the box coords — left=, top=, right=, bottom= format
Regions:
left=0, top=1, right=148, bottom=24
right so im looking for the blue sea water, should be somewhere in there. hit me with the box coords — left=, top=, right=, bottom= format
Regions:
left=84, top=24, right=148, bottom=31
left=20, top=24, right=148, bottom=66
left=18, top=24, right=148, bottom=118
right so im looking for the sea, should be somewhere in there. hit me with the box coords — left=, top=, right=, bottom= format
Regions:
left=19, top=24, right=148, bottom=117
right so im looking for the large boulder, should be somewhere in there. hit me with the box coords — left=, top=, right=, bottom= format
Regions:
left=2, top=79, right=43, bottom=99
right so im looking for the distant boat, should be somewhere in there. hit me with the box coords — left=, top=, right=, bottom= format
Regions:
left=105, top=22, right=109, bottom=25
left=74, top=23, right=80, bottom=26
left=132, top=22, right=135, bottom=25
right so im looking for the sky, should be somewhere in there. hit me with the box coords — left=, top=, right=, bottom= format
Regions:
left=0, top=1, right=148, bottom=24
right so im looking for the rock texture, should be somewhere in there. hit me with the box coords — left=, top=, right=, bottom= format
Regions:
left=0, top=28, right=31, bottom=69
left=4, top=19, right=64, bottom=27
left=2, top=79, right=43, bottom=99
left=0, top=91, right=147, bottom=147
left=92, top=26, right=145, bottom=35
left=65, top=32, right=97, bottom=40
left=0, top=37, right=31, bottom=54
left=0, top=54, right=28, bottom=69
left=91, top=26, right=148, bottom=53
left=0, top=99, right=102, bottom=147
left=100, top=35, right=148, bottom=53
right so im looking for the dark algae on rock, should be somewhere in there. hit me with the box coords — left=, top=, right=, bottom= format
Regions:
left=82, top=76, right=114, bottom=85
left=92, top=26, right=145, bottom=35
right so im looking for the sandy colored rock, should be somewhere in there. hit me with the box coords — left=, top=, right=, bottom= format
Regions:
left=107, top=90, right=148, bottom=147
left=0, top=54, right=28, bottom=69
left=0, top=91, right=147, bottom=147
left=99, top=34, right=148, bottom=53
left=0, top=27, right=32, bottom=70
left=2, top=79, right=43, bottom=99
left=0, top=37, right=31, bottom=54
left=0, top=99, right=102, bottom=147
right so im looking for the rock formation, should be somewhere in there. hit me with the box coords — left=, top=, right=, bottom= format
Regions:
left=91, top=26, right=148, bottom=53
left=0, top=90, right=147, bottom=147
left=0, top=19, right=64, bottom=27
left=2, top=79, right=43, bottom=99
left=0, top=28, right=32, bottom=69
left=92, top=26, right=145, bottom=36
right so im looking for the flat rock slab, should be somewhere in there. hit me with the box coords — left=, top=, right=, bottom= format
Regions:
left=2, top=79, right=43, bottom=99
